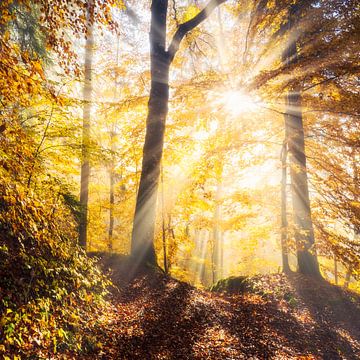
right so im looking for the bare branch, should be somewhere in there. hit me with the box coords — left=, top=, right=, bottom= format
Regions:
left=167, top=0, right=227, bottom=63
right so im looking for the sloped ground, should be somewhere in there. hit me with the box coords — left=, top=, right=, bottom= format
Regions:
left=82, top=254, right=360, bottom=359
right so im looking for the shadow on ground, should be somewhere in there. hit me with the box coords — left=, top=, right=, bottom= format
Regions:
left=87, top=253, right=360, bottom=359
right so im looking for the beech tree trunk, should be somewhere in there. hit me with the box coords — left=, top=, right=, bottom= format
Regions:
left=281, top=141, right=291, bottom=273
left=352, top=148, right=359, bottom=239
left=201, top=231, right=209, bottom=285
left=131, top=0, right=226, bottom=266
left=108, top=131, right=115, bottom=252
left=219, top=231, right=224, bottom=279
left=131, top=0, right=169, bottom=265
left=161, top=164, right=168, bottom=273
left=108, top=37, right=120, bottom=252
left=79, top=3, right=94, bottom=249
left=282, top=5, right=320, bottom=277
left=286, top=88, right=320, bottom=276
left=212, top=183, right=222, bottom=283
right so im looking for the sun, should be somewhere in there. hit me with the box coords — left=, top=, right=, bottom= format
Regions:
left=222, top=90, right=259, bottom=116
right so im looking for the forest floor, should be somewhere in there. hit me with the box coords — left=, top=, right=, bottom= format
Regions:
left=79, top=254, right=360, bottom=359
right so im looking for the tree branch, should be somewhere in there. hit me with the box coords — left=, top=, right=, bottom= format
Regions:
left=167, top=0, right=227, bottom=63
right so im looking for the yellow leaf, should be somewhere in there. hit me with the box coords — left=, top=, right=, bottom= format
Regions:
left=33, top=61, right=45, bottom=80
left=182, top=5, right=200, bottom=22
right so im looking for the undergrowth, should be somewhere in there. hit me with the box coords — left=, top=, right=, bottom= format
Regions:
left=0, top=173, right=111, bottom=358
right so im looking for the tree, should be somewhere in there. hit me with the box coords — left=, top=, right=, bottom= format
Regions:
left=79, top=1, right=95, bottom=249
left=131, top=0, right=226, bottom=266
left=280, top=140, right=291, bottom=273
left=282, top=4, right=321, bottom=277
left=108, top=36, right=121, bottom=252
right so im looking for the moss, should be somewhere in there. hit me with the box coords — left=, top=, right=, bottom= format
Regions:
left=209, top=276, right=251, bottom=293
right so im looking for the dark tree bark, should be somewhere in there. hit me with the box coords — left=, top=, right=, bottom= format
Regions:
left=79, top=2, right=94, bottom=249
left=282, top=4, right=321, bottom=277
left=131, top=0, right=169, bottom=265
left=131, top=0, right=226, bottom=266
left=284, top=84, right=321, bottom=276
left=286, top=80, right=321, bottom=277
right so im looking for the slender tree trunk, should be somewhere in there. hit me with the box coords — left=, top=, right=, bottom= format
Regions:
left=165, top=213, right=176, bottom=271
left=219, top=231, right=224, bottom=279
left=161, top=164, right=168, bottom=273
left=108, top=36, right=120, bottom=252
left=211, top=239, right=216, bottom=284
left=281, top=141, right=291, bottom=273
left=334, top=254, right=338, bottom=285
left=344, top=268, right=352, bottom=289
left=282, top=6, right=321, bottom=277
left=201, top=231, right=208, bottom=285
left=343, top=149, right=359, bottom=287
left=352, top=148, right=359, bottom=239
left=196, top=229, right=206, bottom=284
left=79, top=2, right=94, bottom=249
left=108, top=132, right=115, bottom=252
left=212, top=183, right=222, bottom=283
left=192, top=229, right=200, bottom=283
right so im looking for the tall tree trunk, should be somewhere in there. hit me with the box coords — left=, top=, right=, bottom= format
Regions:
left=219, top=231, right=224, bottom=279
left=167, top=214, right=176, bottom=270
left=108, top=131, right=115, bottom=252
left=286, top=85, right=320, bottom=276
left=212, top=183, right=222, bottom=283
left=79, top=2, right=94, bottom=249
left=282, top=5, right=321, bottom=277
left=352, top=147, right=359, bottom=238
left=131, top=0, right=226, bottom=266
left=196, top=229, right=207, bottom=284
left=108, top=36, right=120, bottom=252
left=201, top=231, right=209, bottom=286
left=131, top=0, right=169, bottom=266
left=161, top=164, right=168, bottom=273
left=192, top=229, right=200, bottom=283
left=281, top=141, right=291, bottom=273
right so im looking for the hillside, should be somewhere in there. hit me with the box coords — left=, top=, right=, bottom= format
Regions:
left=74, top=254, right=360, bottom=359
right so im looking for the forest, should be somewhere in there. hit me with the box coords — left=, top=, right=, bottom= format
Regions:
left=0, top=0, right=359, bottom=358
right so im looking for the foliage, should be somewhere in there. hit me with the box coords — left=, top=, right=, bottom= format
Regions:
left=0, top=0, right=117, bottom=357
left=0, top=168, right=110, bottom=357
